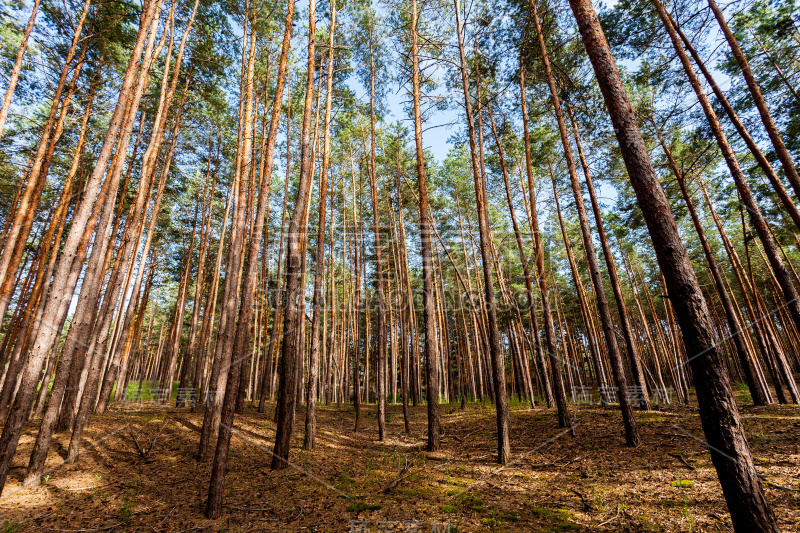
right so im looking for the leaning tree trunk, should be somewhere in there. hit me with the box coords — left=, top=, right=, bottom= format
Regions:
left=487, top=105, right=536, bottom=406
left=706, top=0, right=800, bottom=202
left=0, top=0, right=91, bottom=326
left=68, top=77, right=185, bottom=466
left=567, top=105, right=649, bottom=411
left=0, top=0, right=163, bottom=495
left=197, top=14, right=256, bottom=462
left=655, top=0, right=800, bottom=390
left=566, top=0, right=779, bottom=529
left=670, top=20, right=800, bottom=233
left=653, top=124, right=771, bottom=406
left=530, top=0, right=638, bottom=444
left=0, top=0, right=41, bottom=137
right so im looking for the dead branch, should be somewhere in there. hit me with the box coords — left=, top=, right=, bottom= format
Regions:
left=383, top=449, right=423, bottom=494
left=570, top=488, right=595, bottom=511
left=129, top=417, right=170, bottom=461
left=668, top=452, right=696, bottom=470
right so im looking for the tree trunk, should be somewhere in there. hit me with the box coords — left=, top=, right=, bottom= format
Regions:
left=0, top=0, right=91, bottom=326
left=271, top=0, right=315, bottom=470
left=304, top=2, right=336, bottom=449
left=519, top=67, right=563, bottom=415
left=411, top=0, right=440, bottom=452
left=197, top=14, right=257, bottom=462
left=566, top=0, right=779, bottom=528
left=0, top=0, right=42, bottom=136
left=567, top=104, right=650, bottom=410
left=654, top=125, right=770, bottom=406
left=655, top=0, right=800, bottom=367
left=706, top=0, right=800, bottom=202
left=453, top=0, right=509, bottom=462
left=0, top=0, right=163, bottom=494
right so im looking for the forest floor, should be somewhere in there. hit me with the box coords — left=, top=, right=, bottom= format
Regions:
left=0, top=391, right=798, bottom=532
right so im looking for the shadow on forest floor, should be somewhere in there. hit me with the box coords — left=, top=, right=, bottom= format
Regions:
left=0, top=395, right=798, bottom=532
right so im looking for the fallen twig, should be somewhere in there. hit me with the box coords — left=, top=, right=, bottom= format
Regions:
left=570, top=488, right=595, bottom=511
left=668, top=452, right=695, bottom=470
left=289, top=503, right=305, bottom=522
left=46, top=524, right=121, bottom=532
left=597, top=504, right=621, bottom=528
left=453, top=428, right=481, bottom=442
left=130, top=417, right=171, bottom=461
left=153, top=505, right=176, bottom=532
left=654, top=432, right=694, bottom=439
left=383, top=450, right=423, bottom=493
left=758, top=474, right=798, bottom=493
left=531, top=452, right=570, bottom=468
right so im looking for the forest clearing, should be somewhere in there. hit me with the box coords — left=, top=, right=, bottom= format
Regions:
left=2, top=0, right=800, bottom=529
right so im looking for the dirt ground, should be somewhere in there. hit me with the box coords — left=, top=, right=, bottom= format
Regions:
left=0, top=396, right=797, bottom=532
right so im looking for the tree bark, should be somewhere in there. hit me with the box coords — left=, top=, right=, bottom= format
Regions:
left=453, top=0, right=509, bottom=462
left=706, top=0, right=800, bottom=202
left=410, top=0, right=441, bottom=452
left=197, top=12, right=257, bottom=462
left=567, top=0, right=779, bottom=528
left=271, top=0, right=315, bottom=470
left=654, top=0, right=800, bottom=369
left=0, top=0, right=42, bottom=137
left=304, top=1, right=335, bottom=450
left=519, top=67, right=562, bottom=414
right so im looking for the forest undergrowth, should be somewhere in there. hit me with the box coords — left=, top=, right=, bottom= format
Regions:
left=0, top=389, right=797, bottom=532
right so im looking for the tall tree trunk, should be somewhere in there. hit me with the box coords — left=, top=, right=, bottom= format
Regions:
left=670, top=19, right=800, bottom=233
left=0, top=0, right=42, bottom=137
left=566, top=0, right=779, bottom=528
left=258, top=92, right=293, bottom=411
left=706, top=0, right=800, bottom=201
left=68, top=79, right=186, bottom=465
left=304, top=1, right=335, bottom=449
left=206, top=0, right=295, bottom=512
left=653, top=123, right=770, bottom=406
left=453, top=0, right=509, bottom=462
left=193, top=177, right=233, bottom=411
left=178, top=132, right=218, bottom=407
left=395, top=153, right=412, bottom=433
left=519, top=67, right=562, bottom=415
left=0, top=0, right=91, bottom=325
left=197, top=12, right=257, bottom=462
left=550, top=174, right=608, bottom=402
left=486, top=105, right=536, bottom=407
left=410, top=0, right=441, bottom=452
left=0, top=0, right=163, bottom=495
left=567, top=104, right=649, bottom=411
left=271, top=0, right=315, bottom=470
left=349, top=149, right=363, bottom=431
left=532, top=0, right=638, bottom=441
left=654, top=0, right=800, bottom=366
left=366, top=22, right=388, bottom=442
